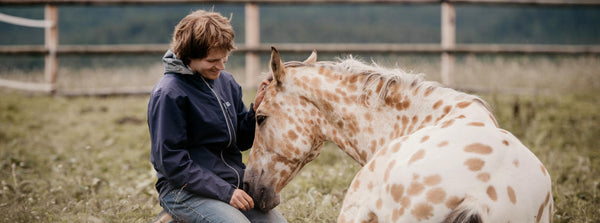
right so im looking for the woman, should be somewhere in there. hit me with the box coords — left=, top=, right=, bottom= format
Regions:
left=147, top=10, right=286, bottom=223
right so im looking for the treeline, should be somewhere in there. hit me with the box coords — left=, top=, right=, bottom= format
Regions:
left=1, top=4, right=599, bottom=46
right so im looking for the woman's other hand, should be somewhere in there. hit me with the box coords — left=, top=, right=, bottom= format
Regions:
left=253, top=78, right=271, bottom=111
left=230, top=188, right=254, bottom=211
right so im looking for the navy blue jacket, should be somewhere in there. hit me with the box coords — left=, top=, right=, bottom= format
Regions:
left=148, top=50, right=256, bottom=203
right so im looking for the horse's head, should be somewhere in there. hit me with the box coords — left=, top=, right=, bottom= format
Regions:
left=243, top=47, right=331, bottom=212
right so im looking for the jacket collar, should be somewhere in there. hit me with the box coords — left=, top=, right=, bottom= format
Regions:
left=162, top=49, right=194, bottom=75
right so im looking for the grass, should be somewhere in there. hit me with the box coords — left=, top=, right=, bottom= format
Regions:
left=0, top=55, right=599, bottom=222
left=0, top=94, right=156, bottom=222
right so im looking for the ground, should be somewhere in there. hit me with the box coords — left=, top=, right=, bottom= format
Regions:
left=0, top=55, right=598, bottom=222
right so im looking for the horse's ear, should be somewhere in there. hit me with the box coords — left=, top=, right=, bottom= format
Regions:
left=303, top=50, right=318, bottom=64
left=270, top=46, right=285, bottom=84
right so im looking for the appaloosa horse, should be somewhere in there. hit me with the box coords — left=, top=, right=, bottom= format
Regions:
left=244, top=47, right=553, bottom=223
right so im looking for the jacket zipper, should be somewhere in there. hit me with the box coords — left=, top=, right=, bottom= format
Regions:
left=200, top=77, right=241, bottom=189
left=201, top=77, right=234, bottom=148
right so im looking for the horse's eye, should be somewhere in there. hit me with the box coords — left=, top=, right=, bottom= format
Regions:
left=256, top=115, right=267, bottom=125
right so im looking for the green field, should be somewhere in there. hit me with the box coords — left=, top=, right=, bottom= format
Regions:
left=1, top=56, right=599, bottom=222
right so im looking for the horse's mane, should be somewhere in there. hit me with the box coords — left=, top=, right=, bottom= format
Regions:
left=283, top=57, right=442, bottom=106
left=281, top=57, right=494, bottom=123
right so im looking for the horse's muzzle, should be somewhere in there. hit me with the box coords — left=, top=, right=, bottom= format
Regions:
left=243, top=169, right=281, bottom=212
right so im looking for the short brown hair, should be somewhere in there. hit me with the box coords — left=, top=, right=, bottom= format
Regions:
left=171, top=10, right=236, bottom=65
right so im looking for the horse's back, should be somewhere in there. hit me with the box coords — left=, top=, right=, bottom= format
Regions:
left=339, top=118, right=552, bottom=223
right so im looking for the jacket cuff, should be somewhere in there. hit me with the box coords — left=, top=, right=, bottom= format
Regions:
left=223, top=186, right=236, bottom=204
left=249, top=103, right=256, bottom=113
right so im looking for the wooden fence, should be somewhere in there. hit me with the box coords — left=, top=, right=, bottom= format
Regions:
left=1, top=0, right=599, bottom=95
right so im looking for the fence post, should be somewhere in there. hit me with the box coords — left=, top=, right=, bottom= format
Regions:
left=441, top=1, right=455, bottom=86
left=44, top=4, right=58, bottom=93
left=245, top=3, right=260, bottom=89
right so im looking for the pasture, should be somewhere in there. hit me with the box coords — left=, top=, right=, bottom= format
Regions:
left=0, top=55, right=599, bottom=222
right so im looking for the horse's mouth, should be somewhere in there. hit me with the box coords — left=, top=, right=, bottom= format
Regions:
left=243, top=177, right=281, bottom=212
left=256, top=192, right=280, bottom=212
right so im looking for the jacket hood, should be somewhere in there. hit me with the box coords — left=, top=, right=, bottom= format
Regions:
left=162, top=50, right=194, bottom=75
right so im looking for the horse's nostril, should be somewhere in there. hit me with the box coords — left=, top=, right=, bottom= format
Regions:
left=243, top=182, right=250, bottom=192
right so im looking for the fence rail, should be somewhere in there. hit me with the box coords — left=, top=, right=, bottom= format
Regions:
left=0, top=12, right=53, bottom=27
left=1, top=0, right=598, bottom=6
left=1, top=0, right=599, bottom=95
left=2, top=43, right=600, bottom=55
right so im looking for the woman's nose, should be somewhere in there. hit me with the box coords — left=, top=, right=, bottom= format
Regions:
left=216, top=60, right=226, bottom=70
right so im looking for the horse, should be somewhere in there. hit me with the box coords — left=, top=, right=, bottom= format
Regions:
left=243, top=47, right=553, bottom=223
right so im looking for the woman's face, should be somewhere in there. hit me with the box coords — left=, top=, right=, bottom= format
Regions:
left=189, top=48, right=229, bottom=80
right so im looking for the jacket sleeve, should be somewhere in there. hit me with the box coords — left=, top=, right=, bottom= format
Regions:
left=233, top=84, right=256, bottom=151
left=148, top=89, right=235, bottom=203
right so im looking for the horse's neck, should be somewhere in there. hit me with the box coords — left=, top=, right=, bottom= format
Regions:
left=294, top=69, right=496, bottom=166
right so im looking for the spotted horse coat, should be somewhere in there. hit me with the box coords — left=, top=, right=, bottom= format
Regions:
left=243, top=47, right=553, bottom=223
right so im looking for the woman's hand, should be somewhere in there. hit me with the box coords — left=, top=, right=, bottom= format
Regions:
left=230, top=189, right=254, bottom=211
left=253, top=78, right=271, bottom=111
